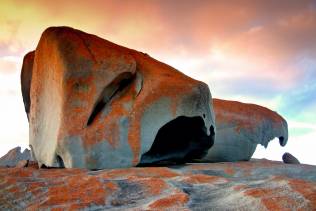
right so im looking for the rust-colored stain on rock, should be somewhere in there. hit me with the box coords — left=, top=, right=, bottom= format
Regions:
left=213, top=98, right=286, bottom=134
left=22, top=26, right=215, bottom=169
left=181, top=174, right=228, bottom=184
left=148, top=192, right=189, bottom=210
left=1, top=160, right=315, bottom=210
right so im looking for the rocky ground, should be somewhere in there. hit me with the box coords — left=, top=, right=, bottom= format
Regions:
left=0, top=159, right=315, bottom=210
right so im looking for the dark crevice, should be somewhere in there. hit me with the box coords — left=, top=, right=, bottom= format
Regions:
left=40, top=163, right=48, bottom=169
left=279, top=136, right=285, bottom=146
left=210, top=125, right=215, bottom=136
left=87, top=72, right=135, bottom=126
left=135, top=72, right=143, bottom=97
left=137, top=116, right=215, bottom=167
left=56, top=155, right=65, bottom=168
left=39, top=156, right=65, bottom=169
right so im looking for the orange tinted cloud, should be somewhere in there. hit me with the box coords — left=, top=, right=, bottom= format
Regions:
left=0, top=0, right=315, bottom=96
left=0, top=57, right=19, bottom=74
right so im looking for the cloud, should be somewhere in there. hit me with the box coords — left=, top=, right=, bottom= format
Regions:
left=0, top=56, right=20, bottom=74
left=0, top=0, right=315, bottom=104
left=0, top=19, right=24, bottom=57
left=0, top=0, right=316, bottom=163
left=1, top=0, right=315, bottom=60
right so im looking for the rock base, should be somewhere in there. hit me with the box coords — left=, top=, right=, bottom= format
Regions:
left=0, top=159, right=315, bottom=210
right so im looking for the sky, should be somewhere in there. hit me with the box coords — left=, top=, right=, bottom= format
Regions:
left=0, top=0, right=315, bottom=164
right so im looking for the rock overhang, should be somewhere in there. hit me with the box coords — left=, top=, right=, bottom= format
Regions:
left=203, top=98, right=288, bottom=162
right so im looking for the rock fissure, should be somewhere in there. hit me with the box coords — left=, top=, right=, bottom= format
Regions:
left=86, top=72, right=135, bottom=126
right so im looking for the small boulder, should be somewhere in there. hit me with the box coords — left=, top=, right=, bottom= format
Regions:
left=282, top=152, right=300, bottom=164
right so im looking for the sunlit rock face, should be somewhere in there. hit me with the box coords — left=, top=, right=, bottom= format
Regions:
left=21, top=51, right=34, bottom=120
left=21, top=26, right=215, bottom=169
left=203, top=99, right=288, bottom=162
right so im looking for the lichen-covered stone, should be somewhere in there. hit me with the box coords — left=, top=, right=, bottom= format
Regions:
left=22, top=26, right=215, bottom=169
left=203, top=99, right=288, bottom=162
left=0, top=159, right=315, bottom=210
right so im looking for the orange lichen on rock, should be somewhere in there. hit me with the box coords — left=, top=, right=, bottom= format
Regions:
left=100, top=167, right=179, bottom=179
left=213, top=98, right=286, bottom=132
left=244, top=188, right=276, bottom=198
left=128, top=177, right=168, bottom=195
left=241, top=174, right=316, bottom=210
left=224, top=165, right=235, bottom=175
left=22, top=26, right=215, bottom=169
left=148, top=192, right=189, bottom=210
left=0, top=160, right=316, bottom=210
left=42, top=174, right=115, bottom=207
left=181, top=174, right=228, bottom=184
left=288, top=179, right=316, bottom=208
left=245, top=188, right=298, bottom=210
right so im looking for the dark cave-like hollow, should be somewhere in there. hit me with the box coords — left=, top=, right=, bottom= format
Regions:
left=138, top=116, right=215, bottom=166
left=56, top=155, right=65, bottom=168
left=279, top=136, right=286, bottom=146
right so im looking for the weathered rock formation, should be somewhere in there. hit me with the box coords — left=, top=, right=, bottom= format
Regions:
left=203, top=99, right=288, bottom=162
left=20, top=51, right=34, bottom=120
left=21, top=27, right=215, bottom=169
left=283, top=152, right=300, bottom=164
left=0, top=147, right=32, bottom=167
left=0, top=159, right=315, bottom=210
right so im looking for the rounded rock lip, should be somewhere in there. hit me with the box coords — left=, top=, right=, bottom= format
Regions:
left=203, top=98, right=289, bottom=162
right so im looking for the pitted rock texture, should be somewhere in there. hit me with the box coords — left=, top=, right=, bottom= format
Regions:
left=0, top=160, right=315, bottom=210
left=203, top=99, right=288, bottom=162
left=0, top=147, right=33, bottom=167
left=22, top=26, right=215, bottom=169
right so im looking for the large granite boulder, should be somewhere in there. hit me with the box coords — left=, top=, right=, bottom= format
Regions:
left=21, top=27, right=215, bottom=169
left=0, top=147, right=32, bottom=167
left=0, top=159, right=315, bottom=210
left=203, top=99, right=288, bottom=162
